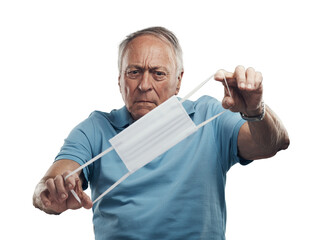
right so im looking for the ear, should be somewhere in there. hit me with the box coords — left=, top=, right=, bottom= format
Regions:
left=175, top=70, right=183, bottom=95
left=118, top=75, right=121, bottom=93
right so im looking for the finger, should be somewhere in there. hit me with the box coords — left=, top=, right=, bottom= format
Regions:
left=80, top=191, right=93, bottom=209
left=45, top=178, right=59, bottom=203
left=254, top=71, right=263, bottom=90
left=214, top=69, right=234, bottom=81
left=221, top=82, right=233, bottom=106
left=234, top=65, right=246, bottom=90
left=54, top=175, right=68, bottom=202
left=245, top=67, right=256, bottom=91
left=76, top=179, right=93, bottom=209
left=64, top=171, right=83, bottom=205
left=40, top=190, right=51, bottom=208
left=214, top=69, right=237, bottom=87
left=63, top=171, right=77, bottom=190
left=65, top=179, right=83, bottom=209
left=222, top=96, right=234, bottom=109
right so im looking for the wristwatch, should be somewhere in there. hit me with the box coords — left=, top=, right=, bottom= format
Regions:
left=240, top=102, right=265, bottom=122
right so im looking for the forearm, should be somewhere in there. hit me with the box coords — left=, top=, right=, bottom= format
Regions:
left=238, top=105, right=290, bottom=160
left=41, top=159, right=82, bottom=181
left=216, top=66, right=290, bottom=160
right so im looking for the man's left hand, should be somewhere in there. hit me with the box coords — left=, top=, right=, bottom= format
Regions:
left=214, top=65, right=263, bottom=116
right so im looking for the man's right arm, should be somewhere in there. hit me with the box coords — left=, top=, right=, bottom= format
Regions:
left=33, top=159, right=93, bottom=215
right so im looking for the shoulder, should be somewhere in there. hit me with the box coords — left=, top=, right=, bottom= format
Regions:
left=88, top=110, right=112, bottom=123
left=183, top=95, right=223, bottom=116
left=88, top=107, right=126, bottom=123
left=70, top=110, right=116, bottom=136
left=90, top=106, right=132, bottom=129
left=193, top=95, right=221, bottom=108
left=183, top=95, right=245, bottom=129
left=75, top=111, right=110, bottom=128
left=180, top=95, right=224, bottom=126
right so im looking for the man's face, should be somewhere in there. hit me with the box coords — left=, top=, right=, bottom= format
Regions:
left=118, top=35, right=182, bottom=120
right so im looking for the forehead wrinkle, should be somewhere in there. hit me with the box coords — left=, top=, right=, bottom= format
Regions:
left=121, top=35, right=177, bottom=78
left=126, top=64, right=143, bottom=70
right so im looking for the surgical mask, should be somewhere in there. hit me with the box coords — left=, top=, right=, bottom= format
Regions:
left=65, top=72, right=231, bottom=204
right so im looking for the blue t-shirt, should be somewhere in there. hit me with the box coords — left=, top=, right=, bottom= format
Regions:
left=56, top=95, right=251, bottom=240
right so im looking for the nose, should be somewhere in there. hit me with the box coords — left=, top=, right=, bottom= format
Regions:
left=138, top=71, right=153, bottom=92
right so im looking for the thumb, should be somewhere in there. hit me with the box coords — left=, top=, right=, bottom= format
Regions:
left=75, top=179, right=93, bottom=209
left=80, top=191, right=93, bottom=209
left=222, top=96, right=235, bottom=110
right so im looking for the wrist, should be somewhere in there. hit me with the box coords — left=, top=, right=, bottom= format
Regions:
left=240, top=102, right=265, bottom=122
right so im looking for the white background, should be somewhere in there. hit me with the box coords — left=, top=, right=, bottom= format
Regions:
left=1, top=0, right=321, bottom=239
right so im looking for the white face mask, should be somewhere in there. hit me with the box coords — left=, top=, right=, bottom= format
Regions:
left=65, top=72, right=231, bottom=204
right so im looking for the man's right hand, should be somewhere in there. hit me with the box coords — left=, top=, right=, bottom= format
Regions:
left=33, top=160, right=93, bottom=215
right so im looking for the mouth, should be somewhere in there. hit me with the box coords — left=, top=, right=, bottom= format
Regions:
left=135, top=100, right=157, bottom=105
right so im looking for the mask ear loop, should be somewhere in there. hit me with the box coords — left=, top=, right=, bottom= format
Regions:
left=64, top=146, right=115, bottom=204
left=64, top=71, right=232, bottom=204
left=180, top=71, right=232, bottom=129
left=65, top=145, right=132, bottom=204
left=180, top=71, right=231, bottom=104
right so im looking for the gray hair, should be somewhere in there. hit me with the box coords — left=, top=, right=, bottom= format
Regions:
left=118, top=26, right=183, bottom=77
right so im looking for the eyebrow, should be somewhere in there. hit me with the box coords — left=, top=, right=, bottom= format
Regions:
left=125, top=65, right=170, bottom=73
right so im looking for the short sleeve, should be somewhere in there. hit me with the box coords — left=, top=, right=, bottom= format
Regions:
left=55, top=118, right=95, bottom=190
left=205, top=97, right=253, bottom=172
left=230, top=117, right=253, bottom=166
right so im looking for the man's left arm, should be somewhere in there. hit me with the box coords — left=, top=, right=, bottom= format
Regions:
left=238, top=105, right=290, bottom=160
left=215, top=65, right=290, bottom=160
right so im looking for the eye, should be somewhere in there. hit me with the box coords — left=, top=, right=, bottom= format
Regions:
left=153, top=70, right=167, bottom=81
left=156, top=71, right=164, bottom=76
left=126, top=69, right=141, bottom=79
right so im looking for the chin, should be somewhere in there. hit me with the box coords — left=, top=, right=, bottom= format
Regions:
left=132, top=107, right=155, bottom=120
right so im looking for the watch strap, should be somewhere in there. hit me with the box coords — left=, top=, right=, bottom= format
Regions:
left=240, top=102, right=265, bottom=122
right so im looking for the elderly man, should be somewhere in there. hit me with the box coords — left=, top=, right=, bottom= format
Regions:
left=33, top=26, right=289, bottom=239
